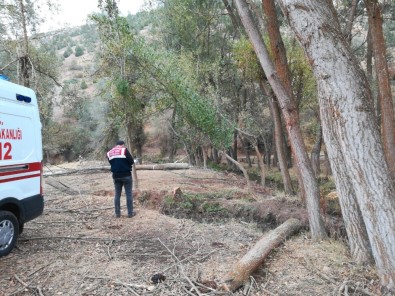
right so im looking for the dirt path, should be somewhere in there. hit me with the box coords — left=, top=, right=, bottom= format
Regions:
left=0, top=162, right=383, bottom=295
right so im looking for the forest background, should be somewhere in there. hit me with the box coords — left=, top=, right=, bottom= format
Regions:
left=1, top=0, right=395, bottom=293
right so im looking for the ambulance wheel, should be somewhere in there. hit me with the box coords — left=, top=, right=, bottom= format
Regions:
left=0, top=211, right=19, bottom=257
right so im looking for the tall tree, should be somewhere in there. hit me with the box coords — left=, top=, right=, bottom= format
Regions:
left=151, top=0, right=239, bottom=161
left=93, top=0, right=147, bottom=163
left=240, top=0, right=294, bottom=195
left=278, top=0, right=395, bottom=291
left=234, top=0, right=327, bottom=239
left=17, top=0, right=30, bottom=86
left=262, top=0, right=302, bottom=196
left=365, top=0, right=395, bottom=179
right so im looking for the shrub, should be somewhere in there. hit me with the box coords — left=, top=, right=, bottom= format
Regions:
left=80, top=80, right=88, bottom=89
left=75, top=46, right=84, bottom=57
left=63, top=47, right=73, bottom=58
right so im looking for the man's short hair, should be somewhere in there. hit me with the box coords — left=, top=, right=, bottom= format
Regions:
left=116, top=140, right=125, bottom=145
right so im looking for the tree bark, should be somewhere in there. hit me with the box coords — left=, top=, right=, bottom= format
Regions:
left=18, top=0, right=31, bottom=87
left=259, top=80, right=294, bottom=194
left=126, top=124, right=139, bottom=189
left=221, top=218, right=302, bottom=292
left=262, top=0, right=306, bottom=200
left=278, top=0, right=395, bottom=290
left=366, top=25, right=374, bottom=106
left=235, top=0, right=327, bottom=239
left=250, top=0, right=298, bottom=195
left=168, top=107, right=177, bottom=162
left=262, top=0, right=306, bottom=199
left=253, top=142, right=266, bottom=187
left=365, top=0, right=395, bottom=179
left=325, top=137, right=373, bottom=264
left=310, top=123, right=322, bottom=178
left=344, top=0, right=359, bottom=42
left=222, top=0, right=241, bottom=38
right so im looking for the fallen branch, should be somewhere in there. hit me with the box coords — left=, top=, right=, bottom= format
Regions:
left=19, top=236, right=135, bottom=243
left=45, top=176, right=79, bottom=195
left=221, top=151, right=252, bottom=193
left=106, top=239, right=114, bottom=260
left=28, top=261, right=55, bottom=277
left=221, top=218, right=302, bottom=292
left=158, top=238, right=203, bottom=296
left=45, top=206, right=113, bottom=213
left=13, top=274, right=44, bottom=296
left=43, top=163, right=191, bottom=177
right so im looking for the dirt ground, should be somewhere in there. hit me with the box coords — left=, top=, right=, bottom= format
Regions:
left=0, top=161, right=385, bottom=295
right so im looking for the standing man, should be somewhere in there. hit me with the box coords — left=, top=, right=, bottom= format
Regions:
left=107, top=140, right=136, bottom=218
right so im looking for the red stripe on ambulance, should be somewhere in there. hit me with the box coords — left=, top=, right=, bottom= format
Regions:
left=0, top=162, right=41, bottom=176
left=0, top=162, right=41, bottom=183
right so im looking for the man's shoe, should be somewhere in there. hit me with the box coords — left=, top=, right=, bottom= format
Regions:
left=115, top=214, right=121, bottom=218
left=128, top=212, right=136, bottom=218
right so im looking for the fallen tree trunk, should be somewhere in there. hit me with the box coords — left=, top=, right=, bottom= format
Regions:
left=45, top=177, right=79, bottom=195
left=136, top=163, right=190, bottom=170
left=221, top=218, right=302, bottom=292
left=43, top=163, right=190, bottom=177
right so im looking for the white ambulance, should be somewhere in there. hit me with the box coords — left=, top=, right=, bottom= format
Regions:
left=0, top=78, right=44, bottom=256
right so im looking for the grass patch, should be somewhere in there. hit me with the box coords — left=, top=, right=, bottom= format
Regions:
left=162, top=191, right=232, bottom=222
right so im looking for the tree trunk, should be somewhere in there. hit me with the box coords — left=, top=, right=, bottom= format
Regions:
left=344, top=0, right=359, bottom=42
left=262, top=0, right=306, bottom=200
left=212, top=147, right=220, bottom=164
left=222, top=0, right=241, bottom=38
left=365, top=0, right=395, bottom=179
left=222, top=151, right=252, bottom=193
left=260, top=80, right=294, bottom=194
left=126, top=125, right=139, bottom=190
left=278, top=0, right=395, bottom=290
left=18, top=0, right=30, bottom=87
left=366, top=26, right=375, bottom=116
left=239, top=135, right=252, bottom=168
left=253, top=142, right=266, bottom=187
left=235, top=0, right=327, bottom=239
left=262, top=137, right=272, bottom=168
left=221, top=218, right=302, bottom=292
left=233, top=129, right=238, bottom=162
left=310, top=123, right=322, bottom=178
left=202, top=147, right=207, bottom=169
left=168, top=107, right=177, bottom=163
left=325, top=137, right=373, bottom=264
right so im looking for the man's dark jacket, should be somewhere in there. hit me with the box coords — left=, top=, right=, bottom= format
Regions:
left=107, top=145, right=134, bottom=178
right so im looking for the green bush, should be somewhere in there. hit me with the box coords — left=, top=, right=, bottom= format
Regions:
left=80, top=80, right=88, bottom=89
left=63, top=47, right=73, bottom=58
left=75, top=46, right=84, bottom=57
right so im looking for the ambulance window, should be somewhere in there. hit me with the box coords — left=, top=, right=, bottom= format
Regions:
left=16, top=94, right=31, bottom=103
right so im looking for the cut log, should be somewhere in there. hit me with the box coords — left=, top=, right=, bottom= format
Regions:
left=221, top=218, right=302, bottom=292
left=43, top=163, right=190, bottom=177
